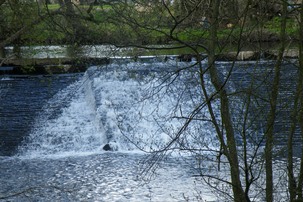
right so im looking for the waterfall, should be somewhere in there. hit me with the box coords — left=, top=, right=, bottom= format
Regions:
left=18, top=59, right=224, bottom=158
left=18, top=71, right=106, bottom=158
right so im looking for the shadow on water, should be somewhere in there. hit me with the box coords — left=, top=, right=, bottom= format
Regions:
left=0, top=74, right=82, bottom=156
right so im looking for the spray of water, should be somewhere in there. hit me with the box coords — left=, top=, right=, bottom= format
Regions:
left=19, top=59, right=221, bottom=158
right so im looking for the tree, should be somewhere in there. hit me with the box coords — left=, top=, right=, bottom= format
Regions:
left=263, top=1, right=287, bottom=201
left=0, top=0, right=38, bottom=57
left=102, top=0, right=303, bottom=201
left=287, top=2, right=303, bottom=201
left=0, top=0, right=98, bottom=56
left=0, top=1, right=54, bottom=55
left=1, top=0, right=303, bottom=201
left=207, top=0, right=247, bottom=201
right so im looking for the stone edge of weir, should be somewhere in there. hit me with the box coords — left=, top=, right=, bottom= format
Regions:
left=0, top=49, right=300, bottom=75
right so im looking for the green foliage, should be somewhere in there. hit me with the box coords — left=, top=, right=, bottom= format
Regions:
left=0, top=1, right=300, bottom=49
left=263, top=16, right=298, bottom=37
left=44, top=4, right=60, bottom=10
left=175, top=28, right=208, bottom=43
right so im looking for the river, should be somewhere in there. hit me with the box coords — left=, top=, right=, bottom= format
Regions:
left=0, top=57, right=300, bottom=201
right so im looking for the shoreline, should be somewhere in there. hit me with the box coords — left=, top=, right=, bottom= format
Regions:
left=0, top=49, right=300, bottom=75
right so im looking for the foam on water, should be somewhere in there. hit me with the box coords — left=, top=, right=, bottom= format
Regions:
left=0, top=77, right=13, bottom=81
left=18, top=74, right=105, bottom=158
left=19, top=59, right=220, bottom=158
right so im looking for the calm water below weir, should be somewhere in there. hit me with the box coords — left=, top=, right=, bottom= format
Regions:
left=0, top=58, right=300, bottom=201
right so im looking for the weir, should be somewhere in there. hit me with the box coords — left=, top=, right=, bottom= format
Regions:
left=16, top=58, right=220, bottom=158
left=0, top=58, right=300, bottom=158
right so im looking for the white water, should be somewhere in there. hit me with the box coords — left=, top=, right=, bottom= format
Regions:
left=18, top=59, right=219, bottom=159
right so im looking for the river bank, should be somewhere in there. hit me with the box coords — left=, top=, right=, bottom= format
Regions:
left=0, top=47, right=300, bottom=75
left=0, top=57, right=110, bottom=75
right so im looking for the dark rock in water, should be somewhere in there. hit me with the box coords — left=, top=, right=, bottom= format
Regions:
left=103, top=142, right=119, bottom=151
left=103, top=144, right=112, bottom=151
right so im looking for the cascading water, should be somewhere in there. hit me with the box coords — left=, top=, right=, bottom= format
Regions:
left=18, top=72, right=106, bottom=158
left=18, top=58, right=221, bottom=158
left=18, top=58, right=291, bottom=159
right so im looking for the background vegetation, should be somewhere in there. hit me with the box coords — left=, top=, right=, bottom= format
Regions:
left=0, top=0, right=301, bottom=54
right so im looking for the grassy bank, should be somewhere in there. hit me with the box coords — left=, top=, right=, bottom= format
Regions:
left=1, top=3, right=300, bottom=56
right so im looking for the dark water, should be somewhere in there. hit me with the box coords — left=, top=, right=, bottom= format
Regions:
left=0, top=74, right=82, bottom=156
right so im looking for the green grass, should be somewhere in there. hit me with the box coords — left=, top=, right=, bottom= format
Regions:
left=44, top=4, right=60, bottom=10
left=44, top=4, right=112, bottom=11
left=263, top=16, right=298, bottom=36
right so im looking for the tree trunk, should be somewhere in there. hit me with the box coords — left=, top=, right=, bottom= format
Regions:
left=0, top=47, right=5, bottom=58
left=296, top=4, right=303, bottom=200
left=288, top=2, right=303, bottom=199
left=265, top=1, right=287, bottom=201
left=208, top=0, right=247, bottom=201
left=63, top=0, right=83, bottom=43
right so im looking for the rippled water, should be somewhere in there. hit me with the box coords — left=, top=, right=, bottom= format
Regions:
left=0, top=153, right=216, bottom=202
left=0, top=74, right=82, bottom=156
left=0, top=58, right=300, bottom=201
